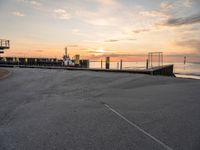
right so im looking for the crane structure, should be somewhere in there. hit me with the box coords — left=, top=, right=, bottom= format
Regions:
left=0, top=39, right=10, bottom=53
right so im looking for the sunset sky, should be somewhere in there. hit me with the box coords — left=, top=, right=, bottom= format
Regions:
left=0, top=0, right=200, bottom=61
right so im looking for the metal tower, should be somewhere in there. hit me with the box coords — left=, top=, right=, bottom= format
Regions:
left=0, top=39, right=10, bottom=53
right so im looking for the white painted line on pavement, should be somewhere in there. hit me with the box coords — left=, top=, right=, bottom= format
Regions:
left=103, top=103, right=173, bottom=150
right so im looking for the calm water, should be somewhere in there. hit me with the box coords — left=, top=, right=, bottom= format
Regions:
left=171, top=62, right=200, bottom=79
left=89, top=61, right=200, bottom=79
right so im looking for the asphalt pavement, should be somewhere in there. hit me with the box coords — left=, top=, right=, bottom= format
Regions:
left=0, top=68, right=200, bottom=150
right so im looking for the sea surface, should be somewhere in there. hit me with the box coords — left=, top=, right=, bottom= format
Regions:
left=89, top=61, right=200, bottom=80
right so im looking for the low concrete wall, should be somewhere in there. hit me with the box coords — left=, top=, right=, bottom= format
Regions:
left=0, top=64, right=175, bottom=77
left=149, top=65, right=175, bottom=76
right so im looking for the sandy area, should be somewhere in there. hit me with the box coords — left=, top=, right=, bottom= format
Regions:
left=0, top=69, right=9, bottom=79
left=0, top=68, right=200, bottom=150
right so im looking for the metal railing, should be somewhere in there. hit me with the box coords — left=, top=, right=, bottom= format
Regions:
left=148, top=52, right=163, bottom=68
left=89, top=61, right=147, bottom=70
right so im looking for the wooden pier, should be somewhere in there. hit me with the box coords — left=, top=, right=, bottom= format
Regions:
left=65, top=64, right=175, bottom=76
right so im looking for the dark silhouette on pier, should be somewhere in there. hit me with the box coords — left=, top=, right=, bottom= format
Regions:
left=0, top=39, right=10, bottom=54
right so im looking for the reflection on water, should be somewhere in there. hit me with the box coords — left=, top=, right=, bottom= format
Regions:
left=90, top=61, right=200, bottom=79
left=175, top=74, right=200, bottom=80
left=171, top=63, right=200, bottom=76
left=172, top=63, right=200, bottom=80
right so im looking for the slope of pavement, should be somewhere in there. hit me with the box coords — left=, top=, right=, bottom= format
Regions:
left=0, top=68, right=200, bottom=150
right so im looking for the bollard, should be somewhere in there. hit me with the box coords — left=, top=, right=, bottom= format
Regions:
left=146, top=59, right=149, bottom=69
left=120, top=59, right=123, bottom=70
left=105, top=57, right=110, bottom=69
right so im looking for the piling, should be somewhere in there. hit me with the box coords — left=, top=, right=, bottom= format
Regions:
left=105, top=57, right=110, bottom=69
left=184, top=56, right=186, bottom=65
left=146, top=59, right=149, bottom=69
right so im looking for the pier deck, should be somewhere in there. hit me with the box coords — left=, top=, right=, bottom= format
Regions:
left=0, top=64, right=174, bottom=76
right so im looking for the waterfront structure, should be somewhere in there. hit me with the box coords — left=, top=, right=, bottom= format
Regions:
left=0, top=39, right=10, bottom=54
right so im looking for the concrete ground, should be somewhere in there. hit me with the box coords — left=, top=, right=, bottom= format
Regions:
left=0, top=68, right=200, bottom=150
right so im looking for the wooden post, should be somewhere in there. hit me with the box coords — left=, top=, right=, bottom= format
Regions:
left=184, top=56, right=186, bottom=65
left=146, top=59, right=149, bottom=69
left=105, top=57, right=110, bottom=69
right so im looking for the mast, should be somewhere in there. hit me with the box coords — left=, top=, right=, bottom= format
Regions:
left=65, top=47, right=68, bottom=56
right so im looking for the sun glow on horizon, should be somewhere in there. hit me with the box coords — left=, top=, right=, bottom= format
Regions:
left=96, top=49, right=106, bottom=53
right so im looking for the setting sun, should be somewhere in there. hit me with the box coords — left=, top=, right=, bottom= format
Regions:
left=96, top=49, right=106, bottom=53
